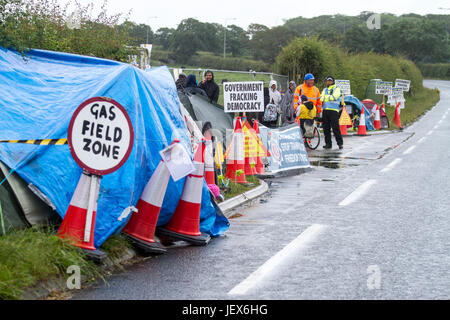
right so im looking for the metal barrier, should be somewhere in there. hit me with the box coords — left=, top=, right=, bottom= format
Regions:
left=171, top=68, right=289, bottom=92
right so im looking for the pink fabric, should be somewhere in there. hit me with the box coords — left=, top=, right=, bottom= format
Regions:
left=208, top=184, right=221, bottom=198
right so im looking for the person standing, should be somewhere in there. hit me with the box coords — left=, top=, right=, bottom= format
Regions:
left=320, top=76, right=343, bottom=149
left=280, top=80, right=297, bottom=125
left=199, top=70, right=220, bottom=103
left=293, top=73, right=323, bottom=115
left=175, top=72, right=187, bottom=90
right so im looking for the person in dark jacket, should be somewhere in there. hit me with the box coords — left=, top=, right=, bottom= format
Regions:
left=175, top=72, right=187, bottom=90
left=199, top=70, right=220, bottom=103
left=184, top=74, right=208, bottom=98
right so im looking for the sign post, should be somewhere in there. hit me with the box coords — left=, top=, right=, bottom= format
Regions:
left=223, top=81, right=264, bottom=113
left=336, top=80, right=351, bottom=117
left=376, top=81, right=393, bottom=110
left=395, top=79, right=411, bottom=92
left=59, top=97, right=134, bottom=261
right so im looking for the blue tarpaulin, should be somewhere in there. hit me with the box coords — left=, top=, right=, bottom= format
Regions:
left=344, top=95, right=375, bottom=131
left=0, top=47, right=229, bottom=246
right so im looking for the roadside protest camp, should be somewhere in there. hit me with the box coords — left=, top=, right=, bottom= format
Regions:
left=177, top=90, right=234, bottom=137
left=343, top=95, right=375, bottom=131
left=0, top=47, right=229, bottom=245
left=362, top=99, right=390, bottom=129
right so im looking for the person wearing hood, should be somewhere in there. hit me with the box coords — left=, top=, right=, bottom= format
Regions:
left=184, top=74, right=208, bottom=98
left=280, top=80, right=297, bottom=124
left=199, top=70, right=220, bottom=103
left=175, top=72, right=187, bottom=90
left=268, top=80, right=282, bottom=107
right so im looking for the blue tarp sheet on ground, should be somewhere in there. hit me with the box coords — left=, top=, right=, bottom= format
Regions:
left=344, top=95, right=375, bottom=131
left=0, top=47, right=229, bottom=246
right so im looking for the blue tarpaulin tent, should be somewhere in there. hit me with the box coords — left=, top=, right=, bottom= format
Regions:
left=344, top=95, right=375, bottom=131
left=0, top=47, right=229, bottom=246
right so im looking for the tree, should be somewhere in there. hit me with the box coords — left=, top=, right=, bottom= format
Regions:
left=342, top=25, right=371, bottom=53
left=219, top=24, right=249, bottom=57
left=154, top=27, right=175, bottom=50
left=250, top=26, right=297, bottom=63
left=121, top=22, right=154, bottom=46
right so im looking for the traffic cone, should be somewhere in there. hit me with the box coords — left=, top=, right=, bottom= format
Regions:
left=340, top=124, right=348, bottom=136
left=57, top=172, right=106, bottom=261
left=253, top=120, right=265, bottom=175
left=373, top=105, right=381, bottom=130
left=204, top=130, right=216, bottom=185
left=393, top=102, right=402, bottom=128
left=358, top=109, right=367, bottom=136
left=243, top=121, right=257, bottom=176
left=122, top=159, right=171, bottom=254
left=157, top=140, right=211, bottom=246
left=225, top=117, right=247, bottom=183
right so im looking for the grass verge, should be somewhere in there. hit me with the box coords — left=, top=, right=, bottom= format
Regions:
left=384, top=87, right=440, bottom=129
left=223, top=175, right=261, bottom=200
left=0, top=227, right=131, bottom=300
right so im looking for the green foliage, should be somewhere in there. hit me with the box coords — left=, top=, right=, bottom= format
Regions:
left=188, top=52, right=270, bottom=72
left=419, top=63, right=450, bottom=79
left=250, top=26, right=297, bottom=63
left=0, top=227, right=100, bottom=299
left=276, top=37, right=424, bottom=99
left=0, top=0, right=136, bottom=61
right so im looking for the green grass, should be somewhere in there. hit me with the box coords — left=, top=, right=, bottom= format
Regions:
left=223, top=175, right=261, bottom=200
left=0, top=227, right=131, bottom=300
left=384, top=87, right=440, bottom=128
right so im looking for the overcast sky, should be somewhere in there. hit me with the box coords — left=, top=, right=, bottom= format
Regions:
left=61, top=0, right=450, bottom=30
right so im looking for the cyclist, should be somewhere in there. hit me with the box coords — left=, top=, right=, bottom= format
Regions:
left=296, top=95, right=317, bottom=137
left=293, top=73, right=323, bottom=116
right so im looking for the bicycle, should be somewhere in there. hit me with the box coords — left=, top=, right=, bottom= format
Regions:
left=301, top=118, right=321, bottom=150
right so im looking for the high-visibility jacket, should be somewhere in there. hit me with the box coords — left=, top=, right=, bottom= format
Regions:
left=320, top=84, right=341, bottom=112
left=293, top=83, right=322, bottom=113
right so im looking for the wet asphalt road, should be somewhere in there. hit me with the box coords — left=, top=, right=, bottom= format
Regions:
left=71, top=80, right=450, bottom=300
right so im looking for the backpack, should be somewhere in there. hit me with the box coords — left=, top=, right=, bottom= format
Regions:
left=303, top=119, right=315, bottom=138
left=263, top=103, right=278, bottom=122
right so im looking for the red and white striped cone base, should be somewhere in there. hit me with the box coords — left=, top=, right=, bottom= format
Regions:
left=225, top=117, right=247, bottom=183
left=204, top=133, right=216, bottom=185
left=358, top=110, right=367, bottom=136
left=374, top=105, right=381, bottom=130
left=57, top=173, right=105, bottom=261
left=123, top=160, right=170, bottom=254
left=157, top=140, right=211, bottom=246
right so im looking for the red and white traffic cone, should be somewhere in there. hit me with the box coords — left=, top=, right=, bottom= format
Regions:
left=358, top=110, right=367, bottom=136
left=157, top=140, right=211, bottom=246
left=204, top=130, right=216, bottom=185
left=393, top=102, right=402, bottom=129
left=225, top=117, right=247, bottom=183
left=122, top=159, right=171, bottom=254
left=373, top=105, right=381, bottom=130
left=57, top=172, right=106, bottom=261
left=252, top=120, right=265, bottom=175
left=340, top=124, right=348, bottom=136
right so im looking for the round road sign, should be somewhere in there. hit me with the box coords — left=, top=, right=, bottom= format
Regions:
left=68, top=97, right=134, bottom=175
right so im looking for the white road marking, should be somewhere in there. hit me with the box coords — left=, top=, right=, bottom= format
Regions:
left=228, top=224, right=327, bottom=296
left=403, top=145, right=416, bottom=155
left=339, top=180, right=377, bottom=206
left=438, top=119, right=443, bottom=124
left=380, top=158, right=402, bottom=173
left=427, top=130, right=434, bottom=136
left=417, top=137, right=427, bottom=144
left=434, top=125, right=439, bottom=129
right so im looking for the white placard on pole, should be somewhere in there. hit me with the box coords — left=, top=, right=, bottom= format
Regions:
left=335, top=80, right=351, bottom=95
left=395, top=79, right=410, bottom=92
left=223, top=81, right=264, bottom=113
left=375, top=81, right=393, bottom=95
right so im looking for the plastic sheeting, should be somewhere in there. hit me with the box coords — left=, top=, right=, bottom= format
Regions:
left=0, top=47, right=229, bottom=246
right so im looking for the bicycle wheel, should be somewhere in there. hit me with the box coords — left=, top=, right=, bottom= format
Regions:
left=306, top=127, right=320, bottom=150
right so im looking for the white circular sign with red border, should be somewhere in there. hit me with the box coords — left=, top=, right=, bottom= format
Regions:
left=68, top=97, right=134, bottom=175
